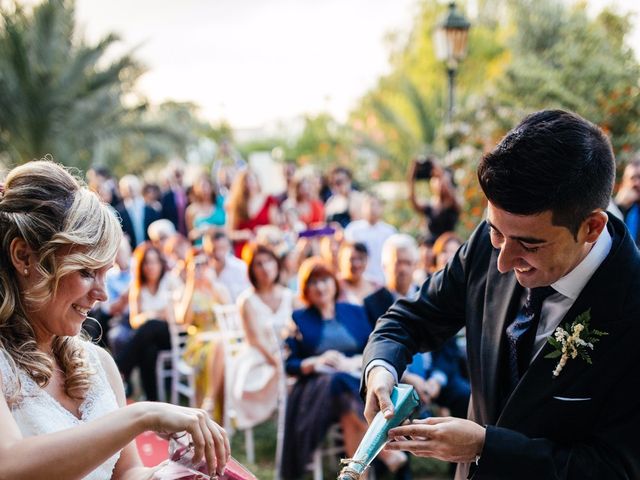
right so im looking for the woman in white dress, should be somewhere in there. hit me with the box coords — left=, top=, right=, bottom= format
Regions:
left=232, top=243, right=295, bottom=429
left=0, top=160, right=229, bottom=479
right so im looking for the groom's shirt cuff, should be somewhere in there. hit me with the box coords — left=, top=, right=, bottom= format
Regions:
left=364, top=359, right=399, bottom=386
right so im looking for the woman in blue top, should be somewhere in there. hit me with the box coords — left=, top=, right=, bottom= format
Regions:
left=281, top=257, right=406, bottom=479
left=186, top=173, right=225, bottom=245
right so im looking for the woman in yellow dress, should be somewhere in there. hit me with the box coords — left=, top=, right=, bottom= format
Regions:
left=176, top=249, right=231, bottom=421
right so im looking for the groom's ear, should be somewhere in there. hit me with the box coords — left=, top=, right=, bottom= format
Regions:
left=579, top=210, right=608, bottom=244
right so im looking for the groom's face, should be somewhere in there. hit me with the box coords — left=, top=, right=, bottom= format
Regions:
left=487, top=203, right=593, bottom=288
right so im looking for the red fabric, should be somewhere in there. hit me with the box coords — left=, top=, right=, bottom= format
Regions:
left=233, top=195, right=277, bottom=257
left=136, top=431, right=169, bottom=467
left=299, top=199, right=325, bottom=227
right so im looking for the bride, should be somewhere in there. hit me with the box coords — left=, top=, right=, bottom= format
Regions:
left=0, top=160, right=229, bottom=479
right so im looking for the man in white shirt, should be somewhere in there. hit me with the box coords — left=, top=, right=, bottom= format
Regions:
left=344, top=192, right=397, bottom=284
left=362, top=110, right=640, bottom=479
left=203, top=230, right=250, bottom=301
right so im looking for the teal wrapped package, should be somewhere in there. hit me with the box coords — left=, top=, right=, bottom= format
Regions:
left=337, top=384, right=420, bottom=480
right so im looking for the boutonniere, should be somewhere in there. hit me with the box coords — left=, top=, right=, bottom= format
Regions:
left=545, top=309, right=607, bottom=377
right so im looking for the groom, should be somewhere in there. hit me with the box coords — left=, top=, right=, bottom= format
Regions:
left=362, top=110, right=640, bottom=479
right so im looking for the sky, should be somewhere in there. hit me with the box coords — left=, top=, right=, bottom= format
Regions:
left=73, top=0, right=639, bottom=131
left=75, top=0, right=419, bottom=130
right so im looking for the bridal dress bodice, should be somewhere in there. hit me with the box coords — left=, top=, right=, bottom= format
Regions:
left=0, top=341, right=121, bottom=479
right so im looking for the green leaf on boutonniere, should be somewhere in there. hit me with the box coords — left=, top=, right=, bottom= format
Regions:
left=545, top=309, right=608, bottom=377
left=545, top=349, right=562, bottom=359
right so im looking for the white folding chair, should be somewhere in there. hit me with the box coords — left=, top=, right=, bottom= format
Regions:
left=155, top=322, right=196, bottom=407
left=311, top=423, right=346, bottom=480
left=212, top=304, right=256, bottom=464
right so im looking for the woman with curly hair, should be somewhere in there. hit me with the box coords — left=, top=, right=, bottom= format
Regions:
left=0, top=160, right=229, bottom=479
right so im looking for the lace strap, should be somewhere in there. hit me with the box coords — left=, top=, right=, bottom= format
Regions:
left=0, top=349, right=21, bottom=401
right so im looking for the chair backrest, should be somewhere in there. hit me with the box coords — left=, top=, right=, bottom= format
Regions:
left=213, top=303, right=246, bottom=357
left=168, top=321, right=190, bottom=362
left=212, top=303, right=247, bottom=432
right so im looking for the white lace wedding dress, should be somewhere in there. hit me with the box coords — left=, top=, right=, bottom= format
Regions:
left=0, top=341, right=121, bottom=479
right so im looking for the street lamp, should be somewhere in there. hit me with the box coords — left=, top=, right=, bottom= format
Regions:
left=434, top=1, right=471, bottom=133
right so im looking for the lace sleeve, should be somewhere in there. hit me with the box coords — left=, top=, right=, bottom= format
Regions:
left=0, top=349, right=21, bottom=404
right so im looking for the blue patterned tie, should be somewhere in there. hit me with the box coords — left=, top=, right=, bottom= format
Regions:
left=506, top=286, right=556, bottom=389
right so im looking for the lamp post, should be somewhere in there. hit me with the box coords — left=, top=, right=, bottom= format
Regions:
left=434, top=1, right=470, bottom=149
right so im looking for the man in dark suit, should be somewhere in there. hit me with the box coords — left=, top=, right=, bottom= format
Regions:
left=362, top=110, right=640, bottom=479
left=115, top=174, right=160, bottom=249
left=160, top=160, right=188, bottom=237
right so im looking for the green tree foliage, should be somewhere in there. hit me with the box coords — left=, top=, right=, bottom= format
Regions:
left=0, top=0, right=144, bottom=170
left=287, top=112, right=357, bottom=171
left=452, top=0, right=640, bottom=236
left=350, top=1, right=507, bottom=181
left=493, top=0, right=640, bottom=156
left=94, top=101, right=216, bottom=177
left=350, top=0, right=640, bottom=237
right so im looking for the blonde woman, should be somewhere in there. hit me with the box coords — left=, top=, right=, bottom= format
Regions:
left=0, top=160, right=229, bottom=479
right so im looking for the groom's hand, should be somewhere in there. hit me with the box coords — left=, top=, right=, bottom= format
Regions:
left=386, top=417, right=486, bottom=463
left=364, top=366, right=396, bottom=424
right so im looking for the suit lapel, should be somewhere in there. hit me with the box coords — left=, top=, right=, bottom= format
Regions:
left=497, top=221, right=627, bottom=426
left=480, top=248, right=521, bottom=423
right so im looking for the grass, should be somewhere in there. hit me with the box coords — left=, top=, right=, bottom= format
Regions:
left=229, top=419, right=451, bottom=480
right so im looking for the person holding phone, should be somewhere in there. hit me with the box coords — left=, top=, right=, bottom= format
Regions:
left=408, top=155, right=460, bottom=243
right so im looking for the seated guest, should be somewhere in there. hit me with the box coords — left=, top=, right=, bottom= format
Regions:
left=147, top=218, right=176, bottom=252
left=176, top=249, right=231, bottom=420
left=162, top=232, right=190, bottom=282
left=344, top=192, right=397, bottom=284
left=281, top=257, right=405, bottom=479
left=202, top=230, right=250, bottom=302
left=226, top=168, right=280, bottom=258
left=116, top=242, right=182, bottom=401
left=282, top=172, right=325, bottom=227
left=160, top=159, right=189, bottom=236
left=104, top=237, right=134, bottom=356
left=614, top=157, right=640, bottom=246
left=232, top=244, right=295, bottom=429
left=116, top=174, right=160, bottom=249
left=186, top=173, right=225, bottom=246
left=431, top=231, right=463, bottom=272
left=0, top=160, right=228, bottom=479
left=364, top=234, right=470, bottom=420
left=337, top=241, right=379, bottom=305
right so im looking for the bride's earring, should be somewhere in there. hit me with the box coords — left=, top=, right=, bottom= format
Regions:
left=23, top=268, right=28, bottom=276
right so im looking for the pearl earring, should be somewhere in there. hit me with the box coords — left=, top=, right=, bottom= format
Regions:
left=23, top=268, right=28, bottom=276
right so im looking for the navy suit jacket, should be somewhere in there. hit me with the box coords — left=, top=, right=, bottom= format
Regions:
left=160, top=189, right=187, bottom=236
left=363, top=216, right=640, bottom=479
left=364, top=287, right=464, bottom=386
left=115, top=202, right=161, bottom=249
left=285, top=302, right=372, bottom=376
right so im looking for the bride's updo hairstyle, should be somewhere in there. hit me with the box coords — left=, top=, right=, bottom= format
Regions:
left=0, top=159, right=121, bottom=401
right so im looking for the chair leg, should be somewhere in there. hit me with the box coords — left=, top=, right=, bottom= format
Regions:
left=312, top=449, right=323, bottom=480
left=274, top=393, right=286, bottom=480
left=244, top=428, right=255, bottom=464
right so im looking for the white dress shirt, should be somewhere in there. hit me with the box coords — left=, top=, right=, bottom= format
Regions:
left=532, top=225, right=612, bottom=361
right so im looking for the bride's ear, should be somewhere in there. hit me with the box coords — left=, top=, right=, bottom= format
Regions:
left=9, top=237, right=35, bottom=277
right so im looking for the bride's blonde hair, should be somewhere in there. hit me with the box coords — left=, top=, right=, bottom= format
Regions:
left=0, top=159, right=122, bottom=402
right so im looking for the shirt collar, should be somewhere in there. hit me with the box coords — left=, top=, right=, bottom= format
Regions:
left=551, top=224, right=612, bottom=300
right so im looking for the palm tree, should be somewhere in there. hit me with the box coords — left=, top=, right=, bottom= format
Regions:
left=0, top=0, right=144, bottom=170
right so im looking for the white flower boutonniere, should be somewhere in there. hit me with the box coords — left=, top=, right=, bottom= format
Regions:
left=545, top=309, right=607, bottom=377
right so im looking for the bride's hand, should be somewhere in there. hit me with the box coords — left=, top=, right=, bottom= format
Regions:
left=137, top=402, right=230, bottom=477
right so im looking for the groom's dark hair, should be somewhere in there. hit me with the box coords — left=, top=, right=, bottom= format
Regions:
left=477, top=109, right=615, bottom=237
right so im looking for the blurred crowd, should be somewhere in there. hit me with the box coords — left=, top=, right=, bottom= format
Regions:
left=85, top=154, right=471, bottom=479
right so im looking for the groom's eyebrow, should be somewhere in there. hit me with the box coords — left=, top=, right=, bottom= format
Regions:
left=486, top=220, right=547, bottom=244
